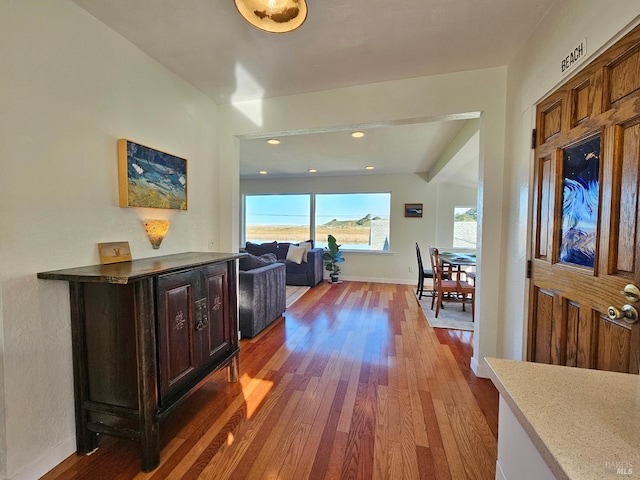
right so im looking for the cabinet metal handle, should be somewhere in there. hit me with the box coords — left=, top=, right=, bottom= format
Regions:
left=195, top=298, right=208, bottom=331
left=620, top=284, right=640, bottom=303
left=195, top=316, right=208, bottom=331
left=607, top=304, right=639, bottom=324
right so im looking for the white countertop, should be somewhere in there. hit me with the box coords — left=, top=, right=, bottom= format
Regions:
left=486, top=357, right=640, bottom=480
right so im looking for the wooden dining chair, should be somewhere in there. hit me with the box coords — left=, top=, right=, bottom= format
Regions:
left=466, top=271, right=476, bottom=285
left=428, top=246, right=475, bottom=319
left=415, top=243, right=434, bottom=299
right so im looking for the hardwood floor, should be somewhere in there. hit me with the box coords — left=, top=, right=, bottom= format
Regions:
left=42, top=282, right=498, bottom=480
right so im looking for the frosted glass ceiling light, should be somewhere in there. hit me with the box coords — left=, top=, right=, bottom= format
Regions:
left=235, top=0, right=307, bottom=33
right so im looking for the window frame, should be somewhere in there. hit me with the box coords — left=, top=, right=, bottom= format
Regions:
left=452, top=205, right=478, bottom=249
left=242, top=191, right=392, bottom=252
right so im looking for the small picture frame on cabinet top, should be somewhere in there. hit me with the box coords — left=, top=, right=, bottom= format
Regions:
left=98, top=241, right=132, bottom=264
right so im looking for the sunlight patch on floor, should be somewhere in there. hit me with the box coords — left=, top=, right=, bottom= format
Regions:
left=241, top=372, right=274, bottom=419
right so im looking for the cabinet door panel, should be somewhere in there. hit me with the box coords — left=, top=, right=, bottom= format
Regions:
left=157, top=272, right=196, bottom=401
left=200, top=264, right=230, bottom=363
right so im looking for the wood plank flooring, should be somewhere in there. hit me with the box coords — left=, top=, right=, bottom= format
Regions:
left=42, top=282, right=498, bottom=480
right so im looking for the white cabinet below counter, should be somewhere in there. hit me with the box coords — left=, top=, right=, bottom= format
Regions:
left=486, top=357, right=640, bottom=480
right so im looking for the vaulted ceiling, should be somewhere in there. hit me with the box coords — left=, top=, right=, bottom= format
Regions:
left=72, top=0, right=555, bottom=182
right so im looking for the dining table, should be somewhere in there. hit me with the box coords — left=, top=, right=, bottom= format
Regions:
left=438, top=251, right=477, bottom=268
left=438, top=251, right=477, bottom=285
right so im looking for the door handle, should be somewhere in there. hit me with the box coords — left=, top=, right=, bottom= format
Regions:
left=620, top=284, right=640, bottom=303
left=607, top=304, right=639, bottom=324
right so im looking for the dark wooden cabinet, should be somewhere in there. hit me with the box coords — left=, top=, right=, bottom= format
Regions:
left=38, top=252, right=243, bottom=472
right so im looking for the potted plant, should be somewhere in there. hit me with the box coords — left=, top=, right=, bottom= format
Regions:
left=323, top=234, right=345, bottom=283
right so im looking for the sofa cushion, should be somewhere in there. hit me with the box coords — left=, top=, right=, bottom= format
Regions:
left=239, top=253, right=277, bottom=271
left=276, top=240, right=314, bottom=260
left=276, top=242, right=290, bottom=260
left=286, top=244, right=306, bottom=264
left=298, top=241, right=312, bottom=261
left=245, top=241, right=278, bottom=257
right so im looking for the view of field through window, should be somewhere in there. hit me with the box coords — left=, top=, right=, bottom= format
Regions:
left=453, top=207, right=477, bottom=248
left=244, top=193, right=391, bottom=250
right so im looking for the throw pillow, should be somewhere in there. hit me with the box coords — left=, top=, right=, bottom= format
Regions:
left=276, top=242, right=291, bottom=260
left=259, top=253, right=277, bottom=263
left=245, top=241, right=278, bottom=256
left=286, top=244, right=306, bottom=264
left=239, top=253, right=277, bottom=271
left=298, top=241, right=312, bottom=262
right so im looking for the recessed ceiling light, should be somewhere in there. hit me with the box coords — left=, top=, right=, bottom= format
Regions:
left=365, top=166, right=375, bottom=170
left=259, top=170, right=268, bottom=175
left=308, top=169, right=317, bottom=173
left=267, top=139, right=280, bottom=145
left=351, top=131, right=365, bottom=138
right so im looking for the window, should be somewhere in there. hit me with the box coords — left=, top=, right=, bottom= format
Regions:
left=243, top=192, right=392, bottom=251
left=244, top=194, right=311, bottom=243
left=315, top=193, right=391, bottom=250
left=453, top=207, right=477, bottom=248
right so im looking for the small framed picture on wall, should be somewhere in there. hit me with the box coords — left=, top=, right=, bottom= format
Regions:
left=404, top=203, right=423, bottom=218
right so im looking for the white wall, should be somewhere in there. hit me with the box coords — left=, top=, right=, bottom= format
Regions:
left=240, top=175, right=477, bottom=284
left=501, top=2, right=640, bottom=361
left=0, top=1, right=219, bottom=478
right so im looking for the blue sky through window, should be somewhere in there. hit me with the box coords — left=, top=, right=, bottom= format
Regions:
left=245, top=193, right=390, bottom=226
left=315, top=193, right=390, bottom=224
left=245, top=194, right=310, bottom=226
left=245, top=193, right=391, bottom=249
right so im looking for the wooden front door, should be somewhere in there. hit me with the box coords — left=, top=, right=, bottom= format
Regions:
left=528, top=24, right=640, bottom=374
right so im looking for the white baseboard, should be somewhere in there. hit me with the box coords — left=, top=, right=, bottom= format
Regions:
left=496, top=460, right=507, bottom=480
left=7, top=438, right=75, bottom=480
left=327, top=276, right=415, bottom=285
left=471, top=356, right=491, bottom=378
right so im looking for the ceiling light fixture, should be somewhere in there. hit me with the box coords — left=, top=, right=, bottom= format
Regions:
left=267, top=138, right=280, bottom=145
left=351, top=131, right=365, bottom=138
left=308, top=169, right=317, bottom=173
left=365, top=166, right=375, bottom=170
left=259, top=170, right=268, bottom=175
left=235, top=0, right=307, bottom=34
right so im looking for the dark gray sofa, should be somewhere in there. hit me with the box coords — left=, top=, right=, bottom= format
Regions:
left=244, top=241, right=323, bottom=287
left=238, top=260, right=286, bottom=338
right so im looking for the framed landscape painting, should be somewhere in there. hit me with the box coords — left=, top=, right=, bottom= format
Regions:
left=404, top=203, right=423, bottom=218
left=118, top=139, right=187, bottom=210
